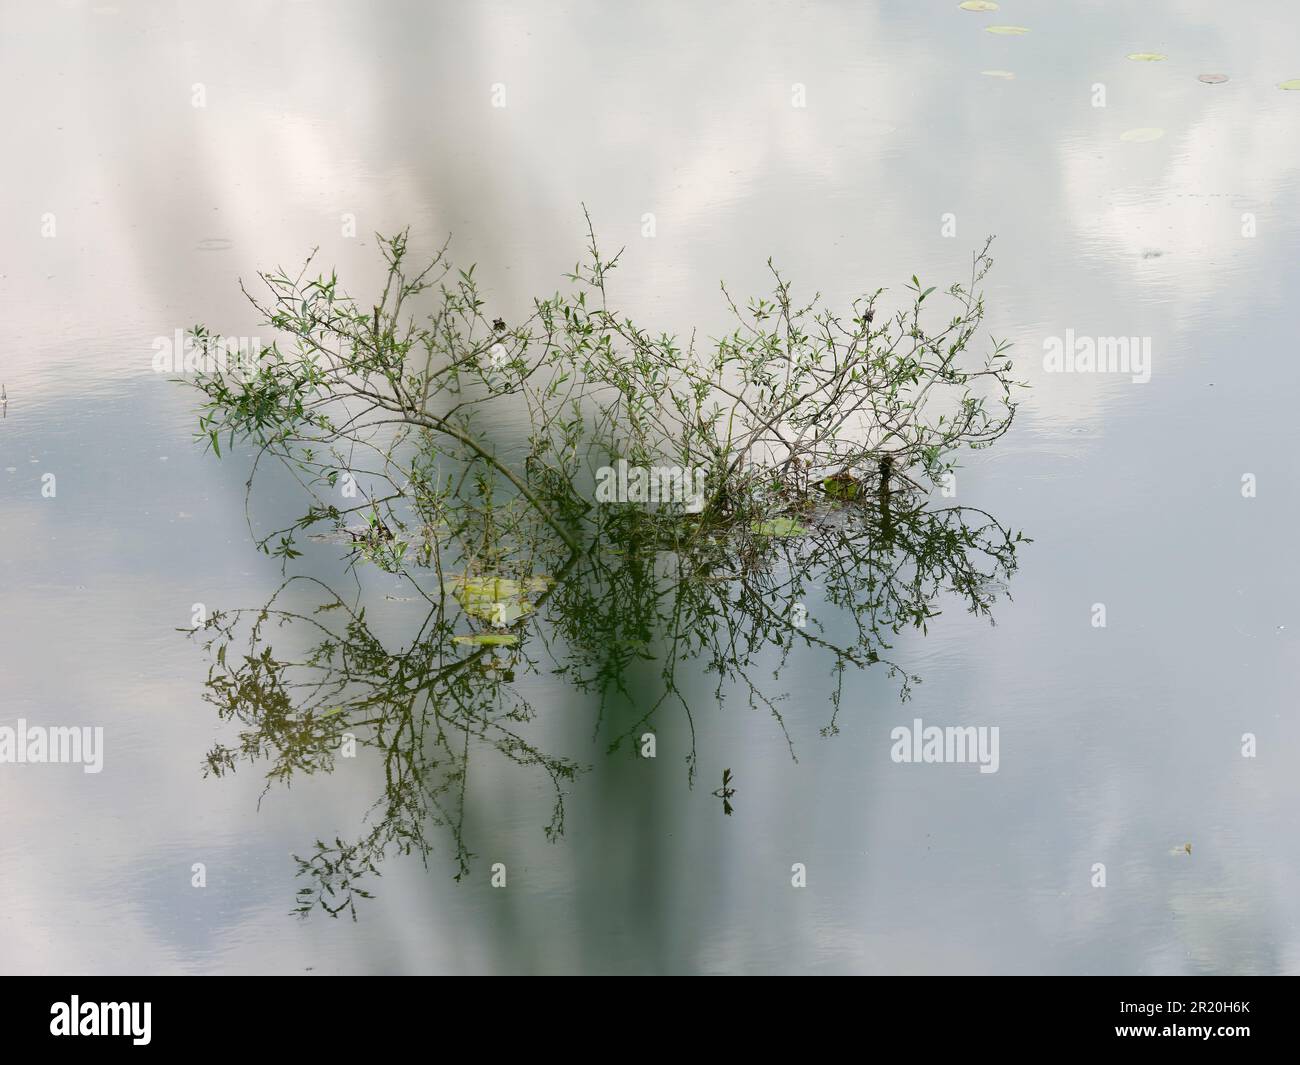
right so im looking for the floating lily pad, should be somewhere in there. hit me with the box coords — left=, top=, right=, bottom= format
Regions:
left=1127, top=52, right=1167, bottom=62
left=985, top=25, right=1029, bottom=35
left=453, top=633, right=520, bottom=648
left=1280, top=78, right=1300, bottom=90
left=1120, top=127, right=1165, bottom=142
left=444, top=575, right=552, bottom=596
left=958, top=1, right=999, bottom=10
left=444, top=575, right=553, bottom=624
left=752, top=516, right=808, bottom=537
left=981, top=70, right=1016, bottom=79
left=822, top=474, right=863, bottom=500
left=1198, top=73, right=1228, bottom=84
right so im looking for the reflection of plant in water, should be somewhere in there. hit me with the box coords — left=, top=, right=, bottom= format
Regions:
left=182, top=217, right=1027, bottom=917
left=713, top=769, right=737, bottom=816
left=555, top=494, right=1024, bottom=761
left=190, top=486, right=1025, bottom=919
left=193, top=565, right=583, bottom=917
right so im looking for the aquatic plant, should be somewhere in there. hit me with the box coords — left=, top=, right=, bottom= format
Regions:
left=181, top=216, right=1027, bottom=916
left=184, top=212, right=1021, bottom=565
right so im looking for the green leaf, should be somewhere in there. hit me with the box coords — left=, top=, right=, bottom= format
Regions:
left=752, top=516, right=808, bottom=537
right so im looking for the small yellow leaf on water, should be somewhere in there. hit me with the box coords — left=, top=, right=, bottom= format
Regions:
left=1127, top=53, right=1167, bottom=62
left=1120, top=127, right=1165, bottom=142
left=986, top=25, right=1029, bottom=35
left=958, top=1, right=999, bottom=10
left=981, top=70, right=1016, bottom=79
left=1280, top=79, right=1300, bottom=90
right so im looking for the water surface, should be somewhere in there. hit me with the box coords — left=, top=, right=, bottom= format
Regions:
left=2, top=0, right=1299, bottom=974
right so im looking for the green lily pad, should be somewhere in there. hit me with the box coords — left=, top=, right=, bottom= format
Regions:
left=985, top=25, right=1029, bottom=35
left=444, top=575, right=552, bottom=624
left=1120, top=127, right=1165, bottom=142
left=752, top=516, right=808, bottom=537
left=453, top=633, right=520, bottom=648
left=822, top=475, right=863, bottom=500
left=1127, top=53, right=1167, bottom=62
left=958, top=1, right=999, bottom=10
left=1279, top=79, right=1300, bottom=90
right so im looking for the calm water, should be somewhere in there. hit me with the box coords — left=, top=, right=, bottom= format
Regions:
left=3, top=0, right=1299, bottom=974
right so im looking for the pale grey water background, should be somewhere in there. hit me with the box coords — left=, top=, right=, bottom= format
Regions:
left=2, top=0, right=1299, bottom=974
